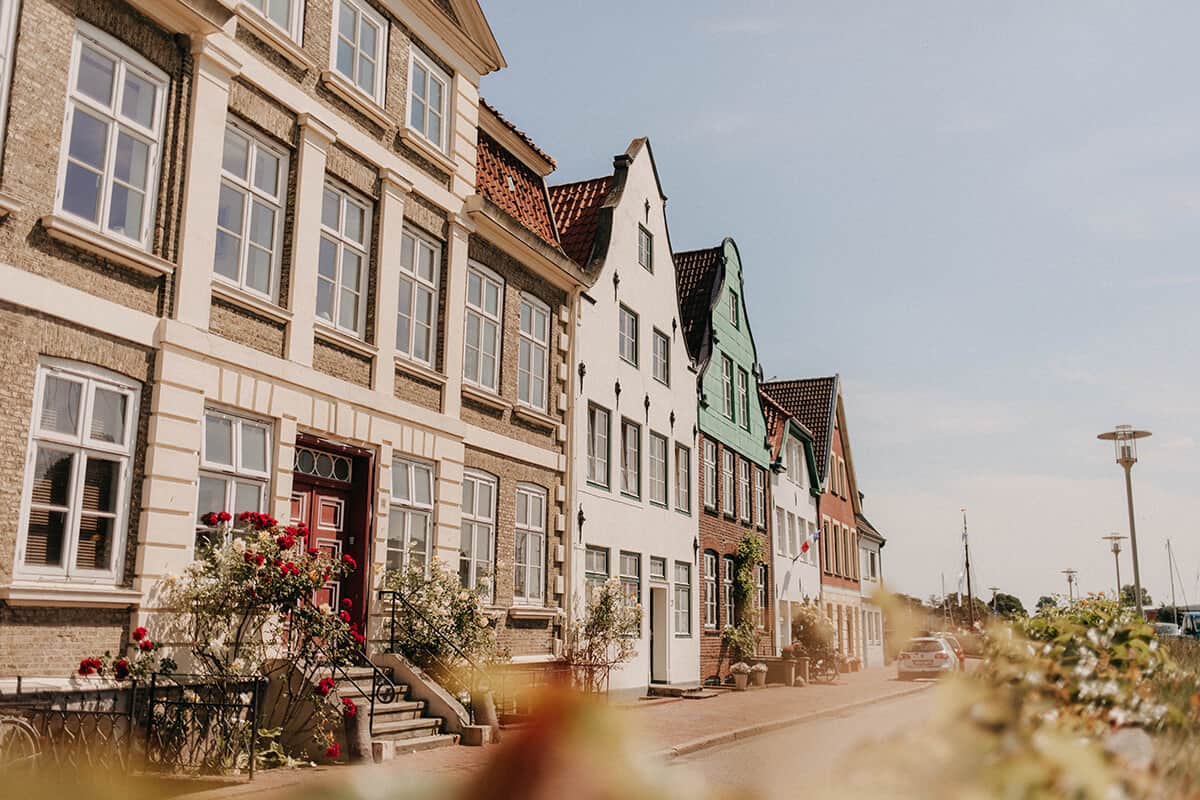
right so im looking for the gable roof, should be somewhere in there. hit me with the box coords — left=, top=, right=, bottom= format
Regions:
left=856, top=512, right=885, bottom=545
left=673, top=245, right=724, bottom=365
left=760, top=377, right=839, bottom=483
left=479, top=98, right=556, bottom=172
left=548, top=176, right=612, bottom=268
left=476, top=129, right=560, bottom=249
left=759, top=387, right=788, bottom=460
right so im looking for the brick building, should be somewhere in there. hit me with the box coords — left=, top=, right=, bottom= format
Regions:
left=675, top=239, right=773, bottom=683
left=0, top=0, right=590, bottom=678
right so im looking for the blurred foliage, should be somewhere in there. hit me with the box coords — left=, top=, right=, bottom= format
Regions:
left=1121, top=584, right=1153, bottom=608
left=992, top=592, right=1026, bottom=618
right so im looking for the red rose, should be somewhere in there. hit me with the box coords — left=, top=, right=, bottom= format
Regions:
left=341, top=598, right=353, bottom=609
left=351, top=631, right=365, bottom=646
left=318, top=677, right=336, bottom=697
left=341, top=554, right=357, bottom=571
left=132, top=626, right=148, bottom=642
left=254, top=554, right=265, bottom=566
left=78, top=658, right=96, bottom=676
left=243, top=551, right=257, bottom=565
left=201, top=512, right=219, bottom=526
left=138, top=639, right=154, bottom=652
left=306, top=547, right=321, bottom=558
left=113, top=659, right=130, bottom=680
left=325, top=743, right=340, bottom=759
left=342, top=698, right=357, bottom=718
left=218, top=511, right=232, bottom=522
left=338, top=610, right=351, bottom=623
left=276, top=534, right=296, bottom=550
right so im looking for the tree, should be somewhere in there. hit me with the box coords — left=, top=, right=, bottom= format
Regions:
left=936, top=595, right=991, bottom=629
left=1120, top=584, right=1152, bottom=608
left=992, top=592, right=1026, bottom=618
left=1036, top=595, right=1058, bottom=612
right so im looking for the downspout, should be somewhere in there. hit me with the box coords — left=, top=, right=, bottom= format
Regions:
left=560, top=285, right=583, bottom=653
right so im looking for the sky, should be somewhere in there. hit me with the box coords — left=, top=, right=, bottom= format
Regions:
left=477, top=1, right=1200, bottom=612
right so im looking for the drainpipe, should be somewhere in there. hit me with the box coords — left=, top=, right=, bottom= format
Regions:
left=560, top=286, right=583, bottom=653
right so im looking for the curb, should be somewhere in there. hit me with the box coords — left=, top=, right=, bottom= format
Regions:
left=655, top=682, right=933, bottom=760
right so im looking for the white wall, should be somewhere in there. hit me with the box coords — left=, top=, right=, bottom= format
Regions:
left=570, top=142, right=700, bottom=693
left=771, top=430, right=821, bottom=652
left=859, top=538, right=885, bottom=667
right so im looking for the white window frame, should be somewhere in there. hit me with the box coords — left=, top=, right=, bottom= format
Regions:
left=737, top=368, right=750, bottom=430
left=463, top=261, right=504, bottom=392
left=637, top=224, right=653, bottom=271
left=517, top=294, right=550, bottom=411
left=648, top=431, right=667, bottom=507
left=673, top=561, right=692, bottom=637
left=721, top=354, right=734, bottom=421
left=703, top=551, right=717, bottom=629
left=757, top=563, right=768, bottom=629
left=317, top=181, right=372, bottom=337
left=722, top=555, right=735, bottom=626
left=739, top=459, right=751, bottom=524
left=397, top=228, right=440, bottom=367
left=649, top=556, right=666, bottom=581
left=214, top=122, right=289, bottom=300
left=787, top=439, right=804, bottom=487
left=586, top=403, right=610, bottom=489
left=776, top=508, right=787, bottom=556
left=722, top=449, right=735, bottom=518
left=329, top=0, right=387, bottom=106
left=460, top=470, right=496, bottom=601
left=618, top=304, right=639, bottom=367
left=674, top=443, right=691, bottom=513
left=56, top=22, right=168, bottom=250
left=584, top=545, right=609, bottom=604
left=16, top=359, right=140, bottom=583
left=620, top=418, right=641, bottom=499
left=0, top=0, right=21, bottom=150
left=387, top=457, right=435, bottom=576
left=651, top=328, right=670, bottom=386
left=244, top=0, right=305, bottom=43
left=407, top=45, right=450, bottom=152
left=702, top=439, right=716, bottom=510
left=619, top=550, right=640, bottom=609
left=197, top=408, right=272, bottom=545
left=754, top=467, right=765, bottom=528
left=729, top=289, right=739, bottom=327
left=514, top=484, right=547, bottom=605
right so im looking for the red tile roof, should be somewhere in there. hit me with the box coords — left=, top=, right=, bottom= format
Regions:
left=479, top=98, right=556, bottom=169
left=760, top=377, right=838, bottom=483
left=759, top=388, right=790, bottom=460
left=476, top=131, right=560, bottom=248
left=673, top=245, right=724, bottom=362
left=549, top=177, right=612, bottom=267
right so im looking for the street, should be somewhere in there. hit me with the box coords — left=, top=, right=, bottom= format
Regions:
left=671, top=686, right=934, bottom=797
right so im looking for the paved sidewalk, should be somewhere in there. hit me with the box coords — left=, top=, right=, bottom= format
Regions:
left=179, top=667, right=927, bottom=799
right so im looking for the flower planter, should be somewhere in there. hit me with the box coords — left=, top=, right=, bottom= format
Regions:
left=796, top=657, right=811, bottom=684
left=733, top=673, right=749, bottom=691
left=751, top=671, right=767, bottom=687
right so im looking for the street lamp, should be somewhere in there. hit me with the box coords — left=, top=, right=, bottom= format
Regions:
left=1062, top=569, right=1077, bottom=603
left=1102, top=533, right=1126, bottom=605
left=989, top=586, right=1000, bottom=615
left=1097, top=425, right=1151, bottom=618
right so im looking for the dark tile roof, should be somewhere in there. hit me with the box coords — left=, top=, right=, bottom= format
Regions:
left=759, top=388, right=789, bottom=460
left=760, top=377, right=838, bottom=483
left=476, top=131, right=560, bottom=248
left=548, top=177, right=611, bottom=267
left=673, top=246, right=723, bottom=362
left=479, top=98, right=556, bottom=169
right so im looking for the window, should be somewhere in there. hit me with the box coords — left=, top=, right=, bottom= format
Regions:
left=637, top=224, right=653, bottom=271
left=387, top=458, right=434, bottom=575
left=586, top=404, right=610, bottom=488
left=673, top=562, right=691, bottom=636
left=787, top=439, right=804, bottom=486
left=619, top=551, right=640, bottom=608
left=674, top=443, right=691, bottom=513
left=518, top=295, right=550, bottom=410
left=331, top=0, right=386, bottom=104
left=618, top=305, right=638, bottom=366
left=788, top=513, right=799, bottom=557
left=408, top=46, right=449, bottom=151
left=0, top=0, right=20, bottom=148
left=214, top=124, right=288, bottom=299
left=197, top=410, right=271, bottom=548
left=459, top=471, right=495, bottom=599
left=841, top=460, right=848, bottom=497
left=18, top=361, right=140, bottom=582
left=737, top=368, right=750, bottom=430
left=776, top=509, right=787, bottom=555
left=702, top=439, right=717, bottom=510
left=464, top=264, right=503, bottom=392
left=757, top=564, right=768, bottom=628
left=729, top=289, right=739, bottom=327
left=397, top=230, right=439, bottom=366
left=649, top=556, right=667, bottom=581
left=58, top=23, right=167, bottom=249
left=514, top=485, right=546, bottom=604
left=651, top=329, right=670, bottom=385
left=822, top=520, right=831, bottom=573
left=722, top=556, right=735, bottom=626
left=244, top=0, right=303, bottom=41
left=754, top=467, right=765, bottom=528
left=720, top=355, right=734, bottom=421
left=703, top=551, right=717, bottom=629
left=620, top=419, right=641, bottom=498
left=738, top=460, right=751, bottom=524
left=722, top=450, right=735, bottom=517
left=869, top=550, right=878, bottom=580
left=648, top=432, right=667, bottom=506
left=317, top=183, right=371, bottom=336
left=584, top=545, right=609, bottom=604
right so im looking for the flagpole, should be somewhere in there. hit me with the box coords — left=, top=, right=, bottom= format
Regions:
left=963, top=509, right=976, bottom=629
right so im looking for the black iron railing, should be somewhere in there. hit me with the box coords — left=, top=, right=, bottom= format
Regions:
left=0, top=681, right=138, bottom=773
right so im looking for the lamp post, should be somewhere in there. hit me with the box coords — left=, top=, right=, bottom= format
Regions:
left=989, top=586, right=1000, bottom=615
left=1062, top=569, right=1077, bottom=603
left=1097, top=425, right=1151, bottom=618
left=1101, top=533, right=1125, bottom=605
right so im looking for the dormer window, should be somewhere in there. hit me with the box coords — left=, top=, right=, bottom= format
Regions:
left=505, top=174, right=516, bottom=192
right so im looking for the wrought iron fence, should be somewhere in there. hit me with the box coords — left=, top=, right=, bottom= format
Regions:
left=0, top=682, right=137, bottom=773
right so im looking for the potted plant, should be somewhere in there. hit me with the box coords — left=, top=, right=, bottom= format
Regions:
left=751, top=662, right=768, bottom=687
left=730, top=661, right=751, bottom=691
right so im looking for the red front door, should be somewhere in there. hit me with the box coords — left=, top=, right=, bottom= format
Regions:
left=290, top=480, right=354, bottom=609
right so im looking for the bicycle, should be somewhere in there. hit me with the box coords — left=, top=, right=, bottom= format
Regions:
left=0, top=714, right=40, bottom=771
left=810, top=657, right=840, bottom=684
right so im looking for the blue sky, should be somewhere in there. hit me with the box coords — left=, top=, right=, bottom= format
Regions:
left=478, top=1, right=1200, bottom=610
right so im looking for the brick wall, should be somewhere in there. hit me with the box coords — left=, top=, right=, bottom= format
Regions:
left=0, top=604, right=128, bottom=675
left=312, top=337, right=372, bottom=388
left=209, top=297, right=287, bottom=358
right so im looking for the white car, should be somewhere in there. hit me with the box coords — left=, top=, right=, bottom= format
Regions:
left=897, top=637, right=959, bottom=680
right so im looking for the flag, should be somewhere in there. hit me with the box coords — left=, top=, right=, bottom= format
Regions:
left=812, top=530, right=820, bottom=542
left=801, top=540, right=810, bottom=554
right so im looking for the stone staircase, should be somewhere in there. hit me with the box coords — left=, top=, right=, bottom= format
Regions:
left=337, top=666, right=458, bottom=760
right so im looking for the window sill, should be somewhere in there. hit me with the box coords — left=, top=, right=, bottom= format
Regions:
left=394, top=355, right=447, bottom=385
left=0, top=581, right=142, bottom=607
left=462, top=383, right=510, bottom=413
left=235, top=7, right=314, bottom=71
left=0, top=189, right=23, bottom=217
left=507, top=605, right=561, bottom=620
left=320, top=69, right=392, bottom=130
left=41, top=213, right=173, bottom=277
left=211, top=280, right=292, bottom=325
left=315, top=321, right=377, bottom=358
left=398, top=125, right=457, bottom=174
left=512, top=403, right=556, bottom=430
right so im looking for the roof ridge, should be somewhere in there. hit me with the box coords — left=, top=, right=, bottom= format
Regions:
left=478, top=97, right=556, bottom=168
left=548, top=175, right=610, bottom=191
